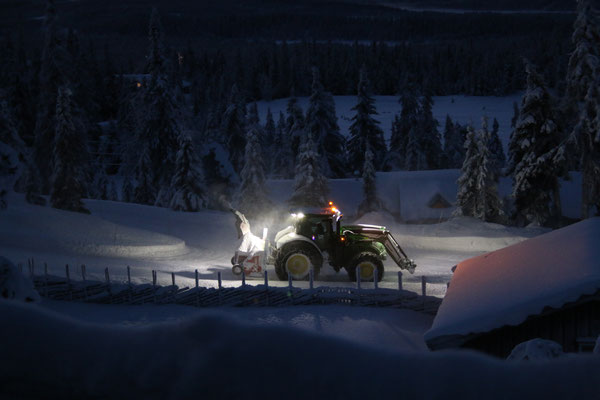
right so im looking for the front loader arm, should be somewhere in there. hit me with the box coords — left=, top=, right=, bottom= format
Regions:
left=355, top=229, right=416, bottom=274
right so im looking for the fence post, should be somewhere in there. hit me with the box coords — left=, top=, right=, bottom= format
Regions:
left=217, top=271, right=222, bottom=306
left=171, top=272, right=176, bottom=287
left=127, top=266, right=131, bottom=287
left=309, top=267, right=314, bottom=290
left=356, top=266, right=361, bottom=290
left=195, top=269, right=199, bottom=288
left=44, top=262, right=48, bottom=297
left=241, top=269, right=246, bottom=287
left=374, top=268, right=378, bottom=290
left=288, top=272, right=292, bottom=289
left=264, top=270, right=269, bottom=306
left=81, top=265, right=86, bottom=281
left=421, top=275, right=427, bottom=308
left=66, top=264, right=73, bottom=300
left=398, top=271, right=403, bottom=291
left=105, top=267, right=112, bottom=303
left=152, top=270, right=157, bottom=304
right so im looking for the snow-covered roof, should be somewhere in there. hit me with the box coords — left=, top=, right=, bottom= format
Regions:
left=425, top=217, right=600, bottom=348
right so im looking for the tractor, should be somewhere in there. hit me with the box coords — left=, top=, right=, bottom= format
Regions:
left=231, top=205, right=416, bottom=282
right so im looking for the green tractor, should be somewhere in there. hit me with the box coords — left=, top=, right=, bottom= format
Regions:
left=270, top=206, right=416, bottom=282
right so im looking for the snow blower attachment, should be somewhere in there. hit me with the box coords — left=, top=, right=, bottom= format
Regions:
left=230, top=204, right=416, bottom=282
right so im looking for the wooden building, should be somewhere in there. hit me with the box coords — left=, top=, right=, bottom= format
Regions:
left=425, top=218, right=600, bottom=358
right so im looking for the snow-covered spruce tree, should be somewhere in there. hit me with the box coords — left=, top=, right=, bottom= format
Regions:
left=121, top=177, right=133, bottom=203
left=286, top=95, right=305, bottom=162
left=50, top=87, right=89, bottom=214
left=304, top=67, right=347, bottom=178
left=388, top=82, right=419, bottom=170
left=566, top=0, right=600, bottom=107
left=489, top=117, right=506, bottom=171
left=418, top=92, right=443, bottom=169
left=236, top=125, right=273, bottom=217
left=347, top=67, right=387, bottom=174
left=357, top=144, right=384, bottom=216
left=508, top=62, right=565, bottom=226
left=0, top=99, right=23, bottom=209
left=443, top=115, right=466, bottom=169
left=169, top=132, right=207, bottom=212
left=272, top=110, right=293, bottom=178
left=32, top=0, right=69, bottom=194
left=473, top=117, right=504, bottom=222
left=132, top=8, right=182, bottom=206
left=263, top=108, right=276, bottom=176
left=221, top=84, right=246, bottom=174
left=288, top=131, right=329, bottom=208
left=455, top=125, right=479, bottom=218
left=573, top=78, right=600, bottom=218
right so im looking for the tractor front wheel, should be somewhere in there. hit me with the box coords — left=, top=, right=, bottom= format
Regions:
left=275, top=243, right=322, bottom=281
left=347, top=253, right=384, bottom=282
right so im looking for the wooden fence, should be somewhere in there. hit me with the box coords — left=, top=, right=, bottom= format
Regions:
left=21, top=259, right=442, bottom=315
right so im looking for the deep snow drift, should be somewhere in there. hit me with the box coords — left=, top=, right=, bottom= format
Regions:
left=1, top=299, right=599, bottom=399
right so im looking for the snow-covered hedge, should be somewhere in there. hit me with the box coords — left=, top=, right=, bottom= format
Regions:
left=0, top=256, right=40, bottom=302
left=1, top=301, right=600, bottom=399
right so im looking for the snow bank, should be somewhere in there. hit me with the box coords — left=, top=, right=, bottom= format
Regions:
left=2, top=301, right=600, bottom=399
left=507, top=339, right=564, bottom=361
left=0, top=194, right=186, bottom=258
left=0, top=256, right=40, bottom=302
left=425, top=218, right=600, bottom=343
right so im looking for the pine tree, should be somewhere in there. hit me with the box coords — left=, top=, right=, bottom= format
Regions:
left=473, top=118, right=503, bottom=222
left=0, top=96, right=24, bottom=209
left=221, top=84, right=246, bottom=174
left=489, top=117, right=506, bottom=171
left=443, top=115, right=466, bottom=169
left=132, top=8, right=183, bottom=206
left=566, top=0, right=600, bottom=106
left=419, top=92, right=443, bottom=169
left=357, top=144, right=384, bottom=216
left=32, top=0, right=69, bottom=194
left=170, top=132, right=207, bottom=212
left=121, top=177, right=133, bottom=203
left=508, top=62, right=565, bottom=226
left=288, top=132, right=329, bottom=208
left=304, top=67, right=347, bottom=178
left=50, top=87, right=89, bottom=214
left=237, top=125, right=273, bottom=217
left=348, top=67, right=386, bottom=174
left=263, top=107, right=276, bottom=175
left=389, top=83, right=419, bottom=170
left=285, top=95, right=304, bottom=162
left=272, top=110, right=293, bottom=178
left=456, top=125, right=479, bottom=217
left=201, top=147, right=232, bottom=209
left=573, top=78, right=600, bottom=218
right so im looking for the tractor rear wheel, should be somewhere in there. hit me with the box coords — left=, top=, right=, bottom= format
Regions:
left=275, top=242, right=322, bottom=281
left=347, top=253, right=384, bottom=282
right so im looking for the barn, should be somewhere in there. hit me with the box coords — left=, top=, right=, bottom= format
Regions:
left=424, top=217, right=600, bottom=358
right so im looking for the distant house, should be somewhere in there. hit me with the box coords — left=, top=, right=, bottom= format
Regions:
left=427, top=193, right=452, bottom=209
left=424, top=218, right=600, bottom=358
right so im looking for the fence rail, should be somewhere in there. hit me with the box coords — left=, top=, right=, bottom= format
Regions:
left=23, top=259, right=442, bottom=315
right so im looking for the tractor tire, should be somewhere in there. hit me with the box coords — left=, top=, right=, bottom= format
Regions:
left=347, top=253, right=384, bottom=282
left=275, top=242, right=322, bottom=281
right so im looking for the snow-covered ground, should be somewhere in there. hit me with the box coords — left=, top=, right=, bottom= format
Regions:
left=2, top=299, right=599, bottom=399
left=0, top=187, right=547, bottom=298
